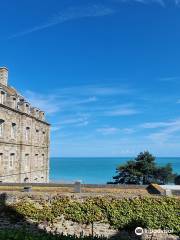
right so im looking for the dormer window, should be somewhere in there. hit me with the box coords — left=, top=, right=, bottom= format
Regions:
left=19, top=98, right=24, bottom=102
left=26, top=104, right=30, bottom=114
left=39, top=111, right=45, bottom=120
left=35, top=109, right=39, bottom=118
left=0, top=119, right=5, bottom=137
left=0, top=91, right=5, bottom=104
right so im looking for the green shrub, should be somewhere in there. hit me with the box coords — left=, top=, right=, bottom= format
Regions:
left=0, top=229, right=116, bottom=240
left=2, top=196, right=180, bottom=235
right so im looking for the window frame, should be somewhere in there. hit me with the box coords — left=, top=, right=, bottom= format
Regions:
left=0, top=153, right=3, bottom=166
left=24, top=154, right=30, bottom=171
left=9, top=153, right=15, bottom=169
left=0, top=119, right=5, bottom=138
left=11, top=122, right=17, bottom=139
left=0, top=91, right=6, bottom=104
left=25, top=127, right=30, bottom=142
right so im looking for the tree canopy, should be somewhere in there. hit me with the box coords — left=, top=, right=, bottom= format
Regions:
left=109, top=151, right=176, bottom=185
left=175, top=175, right=180, bottom=185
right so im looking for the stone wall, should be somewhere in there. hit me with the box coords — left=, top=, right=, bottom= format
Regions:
left=0, top=215, right=178, bottom=240
left=0, top=192, right=179, bottom=240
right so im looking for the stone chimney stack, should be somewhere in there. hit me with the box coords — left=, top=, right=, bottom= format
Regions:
left=0, top=67, right=8, bottom=86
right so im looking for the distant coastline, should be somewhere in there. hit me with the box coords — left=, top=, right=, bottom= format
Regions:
left=50, top=157, right=180, bottom=184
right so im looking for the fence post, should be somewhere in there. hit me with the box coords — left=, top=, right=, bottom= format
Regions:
left=74, top=181, right=81, bottom=193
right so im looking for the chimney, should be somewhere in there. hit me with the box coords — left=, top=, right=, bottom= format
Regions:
left=0, top=67, right=8, bottom=86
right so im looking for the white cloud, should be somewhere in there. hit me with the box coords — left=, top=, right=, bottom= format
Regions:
left=51, top=114, right=90, bottom=131
left=59, top=84, right=133, bottom=96
left=96, top=127, right=135, bottom=135
left=85, top=86, right=132, bottom=96
left=143, top=119, right=180, bottom=142
left=122, top=128, right=136, bottom=134
left=76, top=120, right=89, bottom=127
left=105, top=105, right=139, bottom=116
left=116, top=0, right=180, bottom=7
left=23, top=84, right=134, bottom=115
left=51, top=126, right=63, bottom=132
left=23, top=86, right=138, bottom=136
left=24, top=89, right=99, bottom=115
left=116, top=0, right=165, bottom=6
left=141, top=121, right=173, bottom=129
left=175, top=0, right=180, bottom=5
left=24, top=90, right=60, bottom=114
left=9, top=5, right=115, bottom=39
left=97, top=127, right=119, bottom=135
left=74, top=96, right=97, bottom=104
left=11, top=0, right=180, bottom=39
left=60, top=116, right=89, bottom=126
left=159, top=76, right=180, bottom=82
left=150, top=0, right=165, bottom=6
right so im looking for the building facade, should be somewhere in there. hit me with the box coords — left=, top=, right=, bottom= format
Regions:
left=0, top=67, right=50, bottom=183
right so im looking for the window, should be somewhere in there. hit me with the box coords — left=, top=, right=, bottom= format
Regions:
left=24, top=177, right=29, bottom=183
left=35, top=154, right=38, bottom=167
left=9, top=153, right=15, bottom=168
left=42, top=154, right=45, bottom=167
left=41, top=112, right=45, bottom=119
left=0, top=91, right=5, bottom=104
left=0, top=119, right=4, bottom=137
left=11, top=123, right=17, bottom=139
left=25, top=127, right=30, bottom=141
left=42, top=131, right=46, bottom=143
left=24, top=154, right=30, bottom=171
left=36, top=129, right=39, bottom=142
left=26, top=104, right=30, bottom=114
left=0, top=153, right=3, bottom=166
left=12, top=98, right=16, bottom=109
left=36, top=109, right=39, bottom=118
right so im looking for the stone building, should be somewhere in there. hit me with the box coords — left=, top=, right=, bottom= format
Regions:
left=0, top=67, right=50, bottom=183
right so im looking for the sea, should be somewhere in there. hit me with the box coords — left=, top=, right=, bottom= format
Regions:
left=50, top=157, right=180, bottom=184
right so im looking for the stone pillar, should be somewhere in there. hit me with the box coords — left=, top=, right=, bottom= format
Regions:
left=165, top=189, right=172, bottom=196
left=74, top=181, right=81, bottom=193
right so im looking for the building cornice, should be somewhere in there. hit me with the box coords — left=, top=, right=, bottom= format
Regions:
left=0, top=103, right=50, bottom=126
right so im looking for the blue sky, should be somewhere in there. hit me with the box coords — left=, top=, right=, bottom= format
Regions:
left=1, top=0, right=180, bottom=157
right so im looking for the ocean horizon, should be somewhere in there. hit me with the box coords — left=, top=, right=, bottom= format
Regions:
left=50, top=157, right=180, bottom=184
